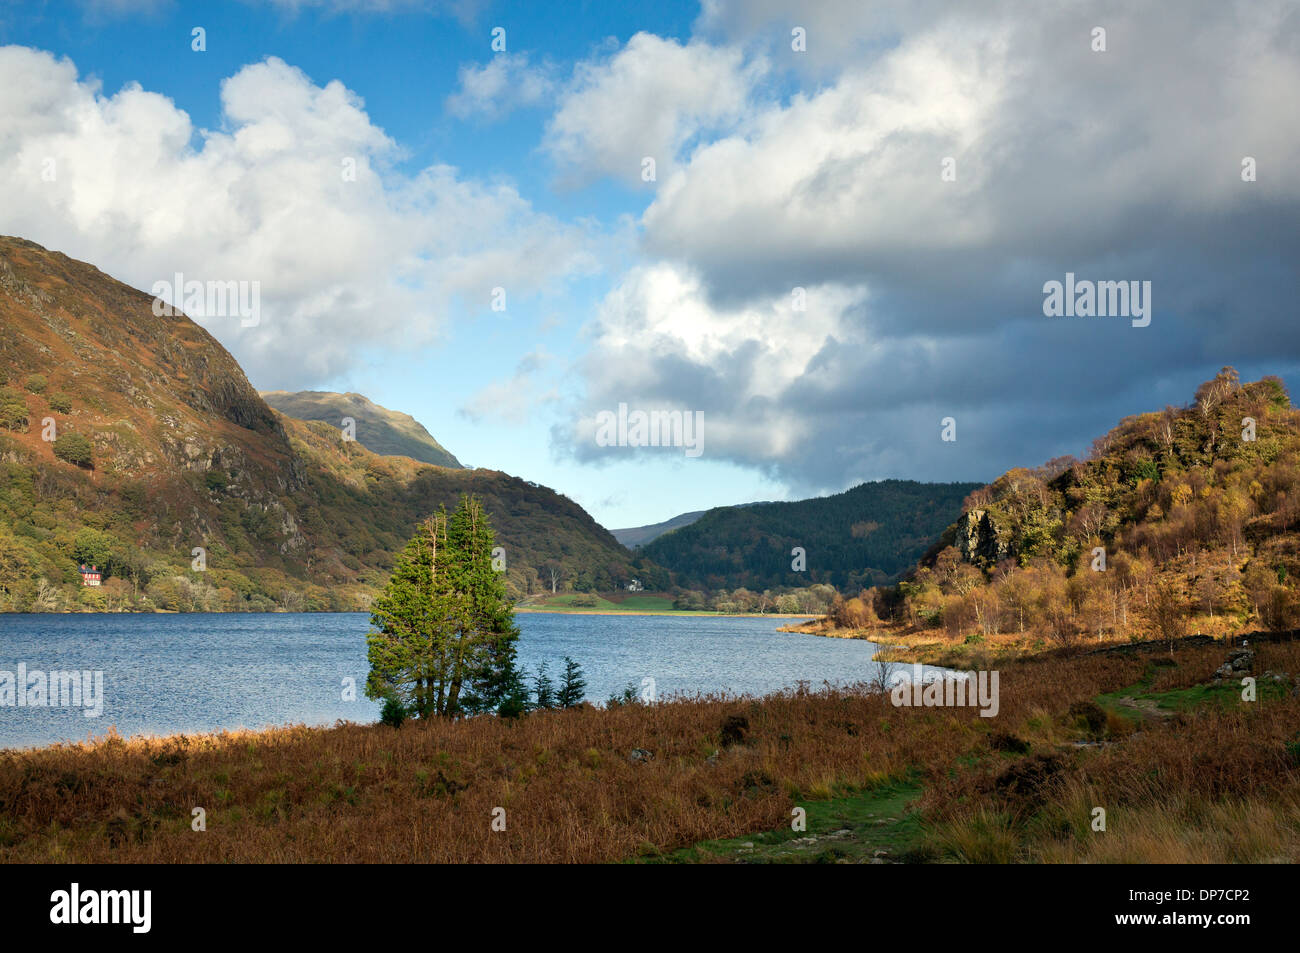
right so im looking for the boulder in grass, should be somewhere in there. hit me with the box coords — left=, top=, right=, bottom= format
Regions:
left=1228, top=649, right=1255, bottom=671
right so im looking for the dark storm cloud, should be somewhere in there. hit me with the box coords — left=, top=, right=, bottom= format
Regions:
left=560, top=0, right=1300, bottom=492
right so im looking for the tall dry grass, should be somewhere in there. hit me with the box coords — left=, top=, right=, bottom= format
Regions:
left=920, top=640, right=1300, bottom=862
left=0, top=686, right=925, bottom=863
left=1, top=640, right=1296, bottom=863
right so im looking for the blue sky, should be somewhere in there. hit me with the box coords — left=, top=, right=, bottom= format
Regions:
left=2, top=0, right=1297, bottom=530
left=1, top=0, right=790, bottom=527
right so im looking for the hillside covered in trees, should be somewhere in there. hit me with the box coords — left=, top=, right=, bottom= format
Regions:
left=640, top=479, right=981, bottom=592
left=846, top=369, right=1299, bottom=648
left=0, top=237, right=655, bottom=612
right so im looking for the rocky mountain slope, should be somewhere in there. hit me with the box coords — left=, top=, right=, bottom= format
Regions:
left=0, top=237, right=652, bottom=611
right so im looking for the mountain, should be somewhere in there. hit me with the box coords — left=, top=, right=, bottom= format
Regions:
left=0, top=237, right=655, bottom=611
left=611, top=510, right=708, bottom=548
left=260, top=390, right=462, bottom=469
left=639, top=480, right=982, bottom=592
left=875, top=369, right=1298, bottom=645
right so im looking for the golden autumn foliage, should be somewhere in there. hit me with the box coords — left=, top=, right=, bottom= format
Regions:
left=882, top=370, right=1300, bottom=649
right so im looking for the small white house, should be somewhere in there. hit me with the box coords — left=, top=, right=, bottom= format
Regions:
left=626, top=579, right=643, bottom=592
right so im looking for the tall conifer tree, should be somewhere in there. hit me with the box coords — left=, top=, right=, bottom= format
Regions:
left=366, top=495, right=520, bottom=717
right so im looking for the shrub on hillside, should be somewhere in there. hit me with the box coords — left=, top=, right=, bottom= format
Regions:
left=48, top=392, right=73, bottom=413
left=52, top=432, right=94, bottom=468
left=24, top=374, right=47, bottom=394
left=988, top=730, right=1031, bottom=754
left=0, top=387, right=28, bottom=432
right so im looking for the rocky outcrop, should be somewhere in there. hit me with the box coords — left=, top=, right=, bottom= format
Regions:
left=1210, top=645, right=1298, bottom=695
left=1212, top=647, right=1255, bottom=681
left=956, top=509, right=1012, bottom=567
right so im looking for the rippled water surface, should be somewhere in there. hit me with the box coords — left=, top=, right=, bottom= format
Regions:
left=0, top=611, right=900, bottom=748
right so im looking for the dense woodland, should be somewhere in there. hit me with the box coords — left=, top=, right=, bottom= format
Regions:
left=640, top=479, right=980, bottom=592
left=836, top=369, right=1300, bottom=647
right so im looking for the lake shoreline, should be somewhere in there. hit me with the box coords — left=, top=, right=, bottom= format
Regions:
left=0, top=607, right=817, bottom=619
left=0, top=611, right=879, bottom=750
left=516, top=608, right=816, bottom=618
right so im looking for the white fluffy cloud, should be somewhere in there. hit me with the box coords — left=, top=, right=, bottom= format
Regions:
left=543, top=32, right=765, bottom=187
left=564, top=263, right=866, bottom=469
left=0, top=47, right=594, bottom=388
left=446, top=53, right=556, bottom=120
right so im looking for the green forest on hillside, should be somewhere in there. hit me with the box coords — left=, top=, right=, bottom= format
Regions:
left=640, top=479, right=981, bottom=592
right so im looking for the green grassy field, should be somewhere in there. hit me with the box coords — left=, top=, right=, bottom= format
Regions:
left=515, top=591, right=812, bottom=617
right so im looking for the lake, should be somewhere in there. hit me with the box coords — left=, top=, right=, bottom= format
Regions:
left=0, top=612, right=908, bottom=749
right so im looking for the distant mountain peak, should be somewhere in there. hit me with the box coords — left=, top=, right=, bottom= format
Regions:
left=260, top=390, right=463, bottom=469
left=611, top=510, right=709, bottom=549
